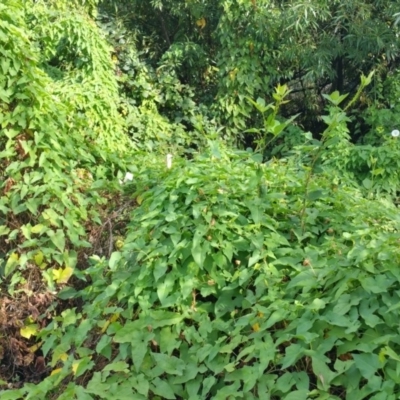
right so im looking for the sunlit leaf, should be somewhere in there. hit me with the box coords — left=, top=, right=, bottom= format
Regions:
left=20, top=324, right=38, bottom=339
left=52, top=266, right=74, bottom=284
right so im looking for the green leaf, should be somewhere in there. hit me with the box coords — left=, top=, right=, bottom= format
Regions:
left=214, top=382, right=241, bottom=399
left=246, top=96, right=273, bottom=114
left=310, top=298, right=326, bottom=310
left=362, top=178, right=373, bottom=190
left=152, top=353, right=185, bottom=375
left=61, top=308, right=79, bottom=327
left=96, top=335, right=112, bottom=359
left=33, top=251, right=44, bottom=266
left=72, top=357, right=95, bottom=378
left=312, top=356, right=337, bottom=390
left=284, top=390, right=308, bottom=400
left=249, top=204, right=262, bottom=224
left=0, top=225, right=10, bottom=236
left=74, top=386, right=95, bottom=400
left=154, top=259, right=168, bottom=282
left=48, top=229, right=66, bottom=252
left=275, top=372, right=295, bottom=393
left=157, top=274, right=175, bottom=305
left=74, top=319, right=93, bottom=347
left=201, top=376, right=216, bottom=397
left=109, top=251, right=122, bottom=270
left=151, top=377, right=176, bottom=399
left=159, top=327, right=179, bottom=355
left=0, top=390, right=26, bottom=399
left=135, top=374, right=149, bottom=396
left=359, top=299, right=382, bottom=328
left=120, top=329, right=154, bottom=372
left=5, top=253, right=19, bottom=278
left=148, top=311, right=184, bottom=328
left=307, top=189, right=324, bottom=201
left=361, top=70, right=375, bottom=87
left=192, top=244, right=206, bottom=267
left=113, top=321, right=145, bottom=343
left=353, top=353, right=380, bottom=379
left=103, top=361, right=129, bottom=372
left=322, top=91, right=349, bottom=106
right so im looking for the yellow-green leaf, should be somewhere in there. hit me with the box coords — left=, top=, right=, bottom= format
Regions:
left=50, top=368, right=62, bottom=376
left=34, top=251, right=44, bottom=266
left=20, top=324, right=38, bottom=339
left=53, top=266, right=74, bottom=284
left=5, top=252, right=19, bottom=277
left=31, top=224, right=45, bottom=234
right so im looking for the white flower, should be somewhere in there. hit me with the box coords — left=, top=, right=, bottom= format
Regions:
left=391, top=129, right=400, bottom=137
left=166, top=154, right=173, bottom=169
left=124, top=172, right=134, bottom=181
left=119, top=172, right=134, bottom=185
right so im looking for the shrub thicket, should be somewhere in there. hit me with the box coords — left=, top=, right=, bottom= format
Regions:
left=2, top=1, right=400, bottom=399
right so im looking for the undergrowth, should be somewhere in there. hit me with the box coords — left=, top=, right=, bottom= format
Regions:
left=3, top=144, right=400, bottom=399
left=2, top=1, right=400, bottom=399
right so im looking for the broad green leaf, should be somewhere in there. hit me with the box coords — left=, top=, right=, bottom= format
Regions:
left=48, top=229, right=66, bottom=252
left=154, top=259, right=168, bottom=282
left=135, top=374, right=150, bottom=397
left=201, top=376, right=216, bottom=397
left=353, top=353, right=380, bottom=379
left=103, top=361, right=129, bottom=373
left=5, top=253, right=19, bottom=277
left=151, top=377, right=176, bottom=399
left=33, top=251, right=44, bottom=266
left=214, top=382, right=241, bottom=399
left=0, top=225, right=10, bottom=236
left=310, top=298, right=326, bottom=310
left=152, top=353, right=185, bottom=375
left=284, top=390, right=308, bottom=400
left=159, top=327, right=179, bottom=355
left=51, top=341, right=71, bottom=366
left=362, top=178, right=373, bottom=190
left=192, top=244, right=206, bottom=268
left=307, top=189, right=324, bottom=201
left=73, top=386, right=95, bottom=400
left=312, top=356, right=337, bottom=390
left=61, top=308, right=79, bottom=327
left=275, top=372, right=295, bottom=393
left=0, top=390, right=26, bottom=399
left=148, top=310, right=184, bottom=328
left=72, top=357, right=95, bottom=378
left=249, top=204, right=262, bottom=224
left=74, top=319, right=93, bottom=347
left=114, top=321, right=147, bottom=343
left=109, top=251, right=122, bottom=270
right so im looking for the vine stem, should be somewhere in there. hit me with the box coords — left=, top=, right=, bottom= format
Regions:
left=300, top=76, right=370, bottom=234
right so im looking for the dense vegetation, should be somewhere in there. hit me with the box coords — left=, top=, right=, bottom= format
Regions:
left=2, top=0, right=400, bottom=398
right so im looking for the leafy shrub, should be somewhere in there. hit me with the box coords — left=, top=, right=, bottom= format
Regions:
left=96, top=11, right=212, bottom=153
left=4, top=142, right=400, bottom=399
left=3, top=2, right=400, bottom=399
left=0, top=0, right=129, bottom=286
left=0, top=0, right=131, bottom=386
left=26, top=0, right=129, bottom=153
left=343, top=142, right=400, bottom=198
left=360, top=68, right=400, bottom=146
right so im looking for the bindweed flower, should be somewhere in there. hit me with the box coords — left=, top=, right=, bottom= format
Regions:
left=166, top=154, right=173, bottom=169
left=124, top=172, right=134, bottom=181
left=391, top=129, right=400, bottom=137
left=119, top=172, right=134, bottom=185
